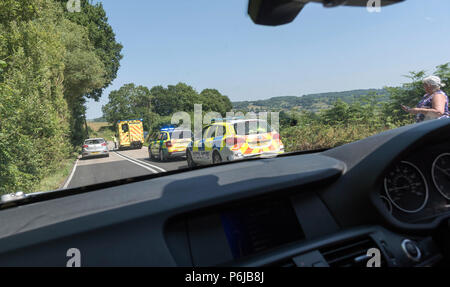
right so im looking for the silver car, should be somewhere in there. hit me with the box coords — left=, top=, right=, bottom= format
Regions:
left=82, top=138, right=109, bottom=159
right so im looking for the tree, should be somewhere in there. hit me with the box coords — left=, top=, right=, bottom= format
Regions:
left=103, top=83, right=234, bottom=133
left=0, top=0, right=122, bottom=193
left=380, top=71, right=426, bottom=125
left=59, top=18, right=107, bottom=144
left=102, top=83, right=154, bottom=130
left=149, top=83, right=233, bottom=116
left=199, top=89, right=233, bottom=115
left=166, top=83, right=200, bottom=114
left=435, top=62, right=450, bottom=95
left=321, top=99, right=350, bottom=125
left=0, top=0, right=71, bottom=193
left=150, top=83, right=199, bottom=116
left=57, top=0, right=123, bottom=100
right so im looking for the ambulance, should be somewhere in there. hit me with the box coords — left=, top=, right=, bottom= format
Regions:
left=116, top=119, right=145, bottom=150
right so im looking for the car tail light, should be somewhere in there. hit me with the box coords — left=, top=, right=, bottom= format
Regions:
left=82, top=145, right=88, bottom=148
left=101, top=142, right=107, bottom=146
left=166, top=141, right=172, bottom=147
left=273, top=133, right=281, bottom=141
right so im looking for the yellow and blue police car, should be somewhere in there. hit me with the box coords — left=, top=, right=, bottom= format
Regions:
left=186, top=118, right=284, bottom=167
left=148, top=126, right=192, bottom=161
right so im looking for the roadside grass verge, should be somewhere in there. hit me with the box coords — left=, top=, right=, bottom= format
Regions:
left=281, top=123, right=394, bottom=152
left=30, top=154, right=78, bottom=193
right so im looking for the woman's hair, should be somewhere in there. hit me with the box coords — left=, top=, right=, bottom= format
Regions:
left=423, top=75, right=445, bottom=92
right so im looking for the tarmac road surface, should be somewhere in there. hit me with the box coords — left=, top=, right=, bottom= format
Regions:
left=64, top=142, right=188, bottom=189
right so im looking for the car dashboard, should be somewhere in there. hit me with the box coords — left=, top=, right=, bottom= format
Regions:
left=1, top=119, right=450, bottom=267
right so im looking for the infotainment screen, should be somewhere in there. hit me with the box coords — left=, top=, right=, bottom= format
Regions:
left=220, top=197, right=305, bottom=259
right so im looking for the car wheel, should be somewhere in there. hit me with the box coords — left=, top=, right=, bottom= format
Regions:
left=212, top=151, right=222, bottom=164
left=187, top=151, right=196, bottom=168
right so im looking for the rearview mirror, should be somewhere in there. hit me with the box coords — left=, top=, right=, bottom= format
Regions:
left=248, top=0, right=405, bottom=26
left=248, top=0, right=306, bottom=26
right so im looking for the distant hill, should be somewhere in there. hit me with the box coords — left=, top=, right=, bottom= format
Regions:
left=232, top=89, right=389, bottom=112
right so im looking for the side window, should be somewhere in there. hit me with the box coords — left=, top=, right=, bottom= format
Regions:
left=171, top=130, right=192, bottom=139
left=157, top=133, right=163, bottom=140
left=184, top=130, right=192, bottom=139
left=206, top=126, right=217, bottom=139
left=215, top=125, right=225, bottom=138
left=162, top=133, right=168, bottom=141
left=202, top=126, right=211, bottom=139
left=121, top=123, right=129, bottom=133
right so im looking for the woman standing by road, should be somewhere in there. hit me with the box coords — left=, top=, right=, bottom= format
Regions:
left=402, top=76, right=448, bottom=122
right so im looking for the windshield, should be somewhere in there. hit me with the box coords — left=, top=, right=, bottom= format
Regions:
left=84, top=139, right=105, bottom=145
left=1, top=0, right=449, bottom=196
left=170, top=130, right=192, bottom=140
left=233, top=121, right=273, bottom=136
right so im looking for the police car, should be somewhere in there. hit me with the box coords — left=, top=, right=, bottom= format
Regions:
left=148, top=126, right=192, bottom=161
left=186, top=118, right=284, bottom=167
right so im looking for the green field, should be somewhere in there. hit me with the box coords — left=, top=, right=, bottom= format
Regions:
left=87, top=121, right=116, bottom=142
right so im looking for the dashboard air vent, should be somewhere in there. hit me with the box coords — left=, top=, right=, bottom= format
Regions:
left=271, top=258, right=296, bottom=267
left=319, top=236, right=385, bottom=267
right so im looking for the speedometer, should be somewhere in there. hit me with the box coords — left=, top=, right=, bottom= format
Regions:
left=384, top=161, right=428, bottom=213
left=432, top=153, right=450, bottom=200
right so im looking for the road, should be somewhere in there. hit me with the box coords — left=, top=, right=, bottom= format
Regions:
left=65, top=142, right=188, bottom=189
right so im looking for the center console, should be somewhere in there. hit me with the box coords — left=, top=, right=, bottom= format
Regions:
left=164, top=190, right=443, bottom=267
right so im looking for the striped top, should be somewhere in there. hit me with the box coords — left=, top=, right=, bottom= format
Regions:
left=415, top=90, right=449, bottom=122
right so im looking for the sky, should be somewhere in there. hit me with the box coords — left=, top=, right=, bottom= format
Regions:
left=86, top=0, right=450, bottom=119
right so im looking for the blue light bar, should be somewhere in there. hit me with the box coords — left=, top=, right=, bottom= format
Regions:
left=160, top=125, right=176, bottom=132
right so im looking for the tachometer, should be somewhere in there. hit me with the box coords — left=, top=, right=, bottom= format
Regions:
left=384, top=161, right=428, bottom=213
left=432, top=153, right=450, bottom=200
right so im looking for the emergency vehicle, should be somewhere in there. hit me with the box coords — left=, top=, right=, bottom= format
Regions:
left=148, top=126, right=192, bottom=161
left=116, top=119, right=145, bottom=150
left=186, top=118, right=284, bottom=167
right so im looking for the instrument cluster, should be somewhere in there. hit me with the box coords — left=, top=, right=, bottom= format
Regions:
left=380, top=141, right=450, bottom=223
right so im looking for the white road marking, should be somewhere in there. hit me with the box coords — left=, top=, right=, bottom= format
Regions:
left=114, top=152, right=159, bottom=173
left=63, top=159, right=79, bottom=189
left=116, top=151, right=167, bottom=172
left=130, top=157, right=167, bottom=172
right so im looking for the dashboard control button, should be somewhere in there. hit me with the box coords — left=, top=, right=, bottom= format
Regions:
left=401, top=239, right=421, bottom=262
left=405, top=242, right=418, bottom=257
